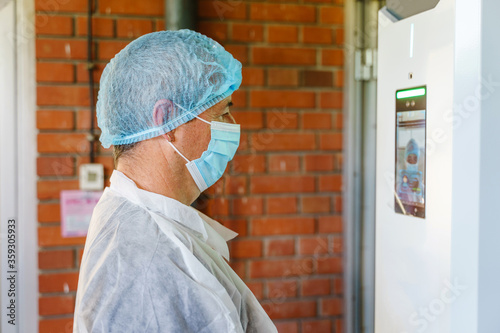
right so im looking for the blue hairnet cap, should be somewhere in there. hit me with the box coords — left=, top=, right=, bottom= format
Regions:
left=405, top=138, right=420, bottom=160
left=96, top=29, right=242, bottom=148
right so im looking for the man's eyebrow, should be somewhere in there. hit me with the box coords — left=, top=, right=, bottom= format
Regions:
left=209, top=101, right=233, bottom=118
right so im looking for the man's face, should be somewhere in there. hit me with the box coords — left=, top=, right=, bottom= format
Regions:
left=407, top=153, right=418, bottom=165
left=173, top=96, right=235, bottom=162
left=203, top=96, right=235, bottom=124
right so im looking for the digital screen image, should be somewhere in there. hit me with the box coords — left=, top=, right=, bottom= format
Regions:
left=394, top=86, right=426, bottom=218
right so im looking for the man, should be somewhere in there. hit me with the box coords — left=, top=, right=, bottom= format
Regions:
left=73, top=30, right=277, bottom=333
left=396, top=138, right=425, bottom=204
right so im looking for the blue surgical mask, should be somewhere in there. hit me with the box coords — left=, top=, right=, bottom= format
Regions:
left=168, top=116, right=240, bottom=192
left=406, top=160, right=419, bottom=172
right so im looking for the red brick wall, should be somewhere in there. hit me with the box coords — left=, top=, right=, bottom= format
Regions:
left=35, top=0, right=344, bottom=332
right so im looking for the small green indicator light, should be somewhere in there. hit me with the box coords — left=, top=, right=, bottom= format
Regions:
left=396, top=88, right=426, bottom=99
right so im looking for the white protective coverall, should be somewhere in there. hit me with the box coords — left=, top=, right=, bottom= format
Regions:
left=73, top=170, right=277, bottom=333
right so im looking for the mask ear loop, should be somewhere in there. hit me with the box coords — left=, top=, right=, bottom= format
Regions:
left=195, top=115, right=211, bottom=125
left=168, top=141, right=190, bottom=163
left=173, top=103, right=211, bottom=125
left=166, top=112, right=211, bottom=163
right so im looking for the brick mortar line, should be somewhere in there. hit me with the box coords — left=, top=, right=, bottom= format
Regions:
left=38, top=268, right=81, bottom=275
left=38, top=313, right=74, bottom=319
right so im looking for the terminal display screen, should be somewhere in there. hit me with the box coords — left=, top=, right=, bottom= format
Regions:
left=394, top=86, right=426, bottom=218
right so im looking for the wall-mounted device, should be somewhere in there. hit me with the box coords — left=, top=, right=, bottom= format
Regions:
left=79, top=163, right=104, bottom=191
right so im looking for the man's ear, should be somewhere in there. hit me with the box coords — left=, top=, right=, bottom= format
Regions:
left=153, top=99, right=174, bottom=126
left=153, top=99, right=176, bottom=140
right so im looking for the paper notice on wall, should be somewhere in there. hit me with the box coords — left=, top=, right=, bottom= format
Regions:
left=60, top=190, right=103, bottom=237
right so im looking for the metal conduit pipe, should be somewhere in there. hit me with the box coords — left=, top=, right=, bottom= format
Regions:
left=165, top=0, right=197, bottom=30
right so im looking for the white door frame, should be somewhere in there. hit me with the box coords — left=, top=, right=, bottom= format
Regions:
left=0, top=0, right=38, bottom=332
